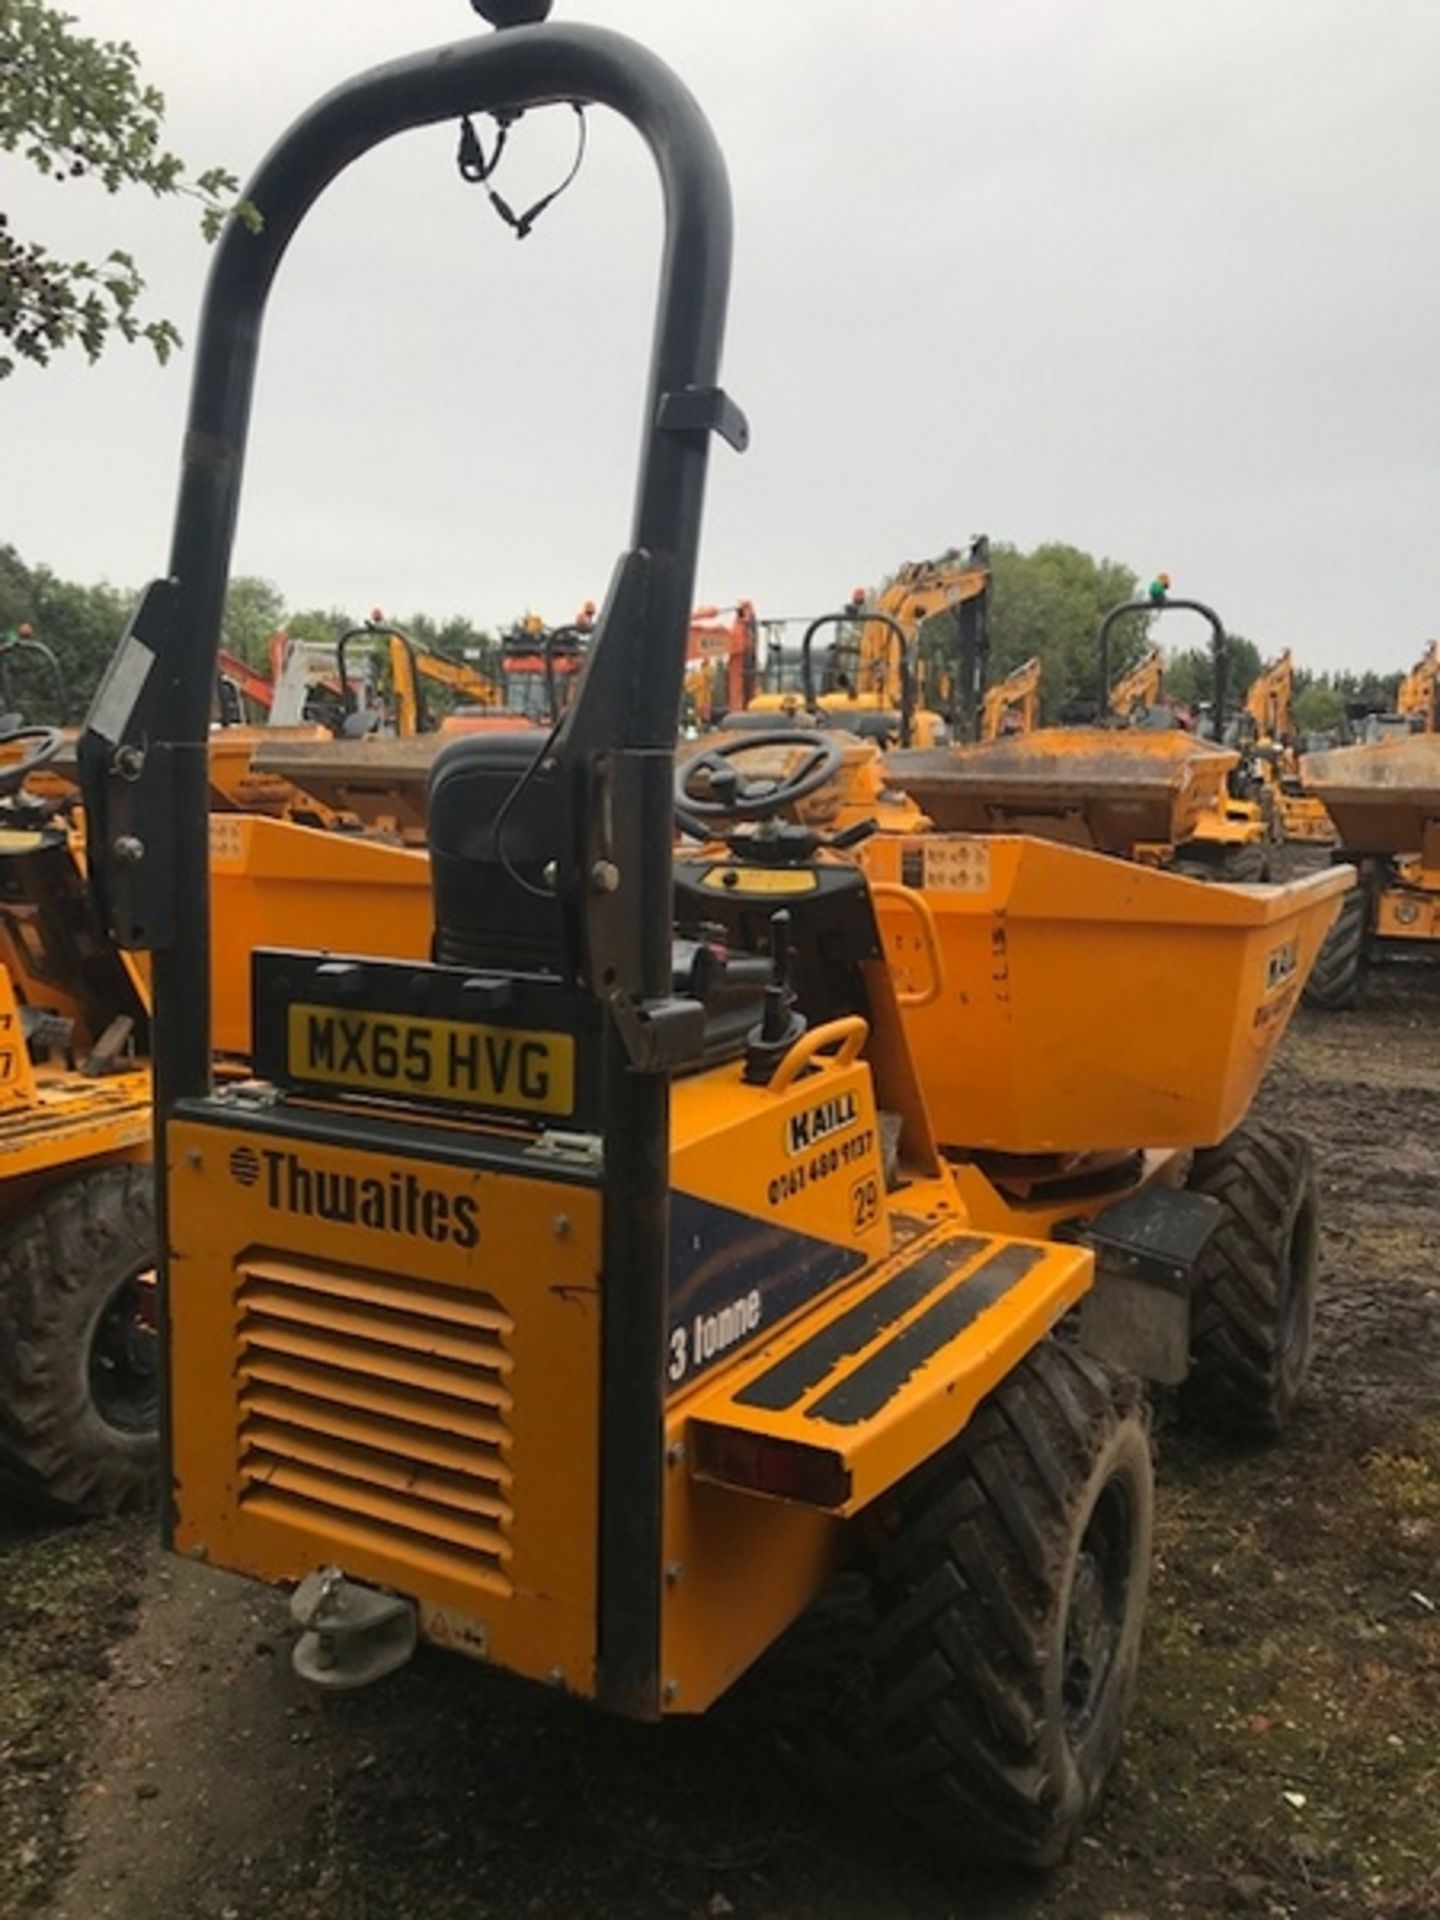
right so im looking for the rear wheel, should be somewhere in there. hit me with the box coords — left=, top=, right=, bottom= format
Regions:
left=1170, top=844, right=1270, bottom=883
left=0, top=1165, right=157, bottom=1516
left=1182, top=1122, right=1319, bottom=1439
left=1216, top=842, right=1271, bottom=883
left=1302, top=878, right=1366, bottom=1010
left=867, top=1341, right=1153, bottom=1866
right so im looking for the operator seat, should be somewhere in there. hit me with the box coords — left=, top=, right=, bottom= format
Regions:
left=428, top=731, right=566, bottom=975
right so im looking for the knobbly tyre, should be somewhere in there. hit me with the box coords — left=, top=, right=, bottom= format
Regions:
left=82, top=0, right=1328, bottom=1867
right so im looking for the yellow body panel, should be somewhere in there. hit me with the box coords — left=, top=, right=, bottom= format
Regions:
left=683, top=1224, right=1091, bottom=1514
left=209, top=816, right=431, bottom=1056
left=659, top=1460, right=839, bottom=1713
left=1189, top=798, right=1268, bottom=850
left=168, top=1117, right=603, bottom=1695
left=1277, top=789, right=1335, bottom=843
left=0, top=963, right=149, bottom=1215
left=861, top=833, right=1350, bottom=1153
left=0, top=967, right=39, bottom=1113
left=671, top=1043, right=891, bottom=1272
left=207, top=726, right=344, bottom=822
left=1377, top=879, right=1440, bottom=941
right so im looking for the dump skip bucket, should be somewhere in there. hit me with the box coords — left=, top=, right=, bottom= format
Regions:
left=1302, top=736, right=1440, bottom=856
left=247, top=734, right=449, bottom=837
left=886, top=730, right=1238, bottom=853
left=862, top=833, right=1349, bottom=1154
left=209, top=815, right=430, bottom=1054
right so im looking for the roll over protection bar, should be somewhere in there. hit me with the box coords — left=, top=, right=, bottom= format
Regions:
left=800, top=609, right=916, bottom=748
left=78, top=17, right=746, bottom=1722
left=79, top=20, right=745, bottom=1107
left=1097, top=594, right=1230, bottom=735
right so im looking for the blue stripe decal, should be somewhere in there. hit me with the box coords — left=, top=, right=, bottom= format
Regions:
left=665, top=1191, right=865, bottom=1392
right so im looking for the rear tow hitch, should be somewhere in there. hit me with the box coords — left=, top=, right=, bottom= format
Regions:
left=290, top=1566, right=418, bottom=1690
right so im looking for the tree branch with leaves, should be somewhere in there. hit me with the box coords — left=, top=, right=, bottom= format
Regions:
left=0, top=0, right=252, bottom=377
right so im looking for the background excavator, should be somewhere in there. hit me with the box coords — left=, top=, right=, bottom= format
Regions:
left=1395, top=639, right=1439, bottom=732
left=684, top=601, right=758, bottom=727
left=1240, top=650, right=1334, bottom=845
left=980, top=654, right=1041, bottom=739
left=330, top=613, right=504, bottom=737
left=742, top=543, right=991, bottom=743
left=1107, top=646, right=1166, bottom=725
left=497, top=604, right=594, bottom=723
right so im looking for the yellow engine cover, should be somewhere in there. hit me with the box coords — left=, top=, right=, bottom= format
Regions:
left=168, top=1114, right=602, bottom=1695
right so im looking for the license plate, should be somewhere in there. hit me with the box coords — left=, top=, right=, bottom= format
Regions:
left=286, top=1003, right=575, bottom=1116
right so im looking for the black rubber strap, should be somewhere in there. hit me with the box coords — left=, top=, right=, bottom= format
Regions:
left=456, top=102, right=587, bottom=240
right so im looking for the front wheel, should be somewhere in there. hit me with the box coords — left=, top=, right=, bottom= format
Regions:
left=1182, top=1122, right=1319, bottom=1439
left=0, top=1165, right=158, bottom=1516
left=1217, top=842, right=1271, bottom=884
left=1302, top=879, right=1367, bottom=1011
left=867, top=1341, right=1153, bottom=1866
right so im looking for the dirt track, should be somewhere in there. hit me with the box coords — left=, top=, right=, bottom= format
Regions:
left=2, top=976, right=1438, bottom=1920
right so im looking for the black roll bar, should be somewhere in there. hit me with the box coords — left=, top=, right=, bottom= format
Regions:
left=799, top=609, right=915, bottom=747
left=78, top=18, right=743, bottom=1725
left=0, top=632, right=69, bottom=726
left=81, top=20, right=742, bottom=1106
left=335, top=619, right=428, bottom=734
left=1097, top=593, right=1229, bottom=733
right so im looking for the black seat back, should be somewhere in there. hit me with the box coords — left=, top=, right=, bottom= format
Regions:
left=427, top=732, right=566, bottom=974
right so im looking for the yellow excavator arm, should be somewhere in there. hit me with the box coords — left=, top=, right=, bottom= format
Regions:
left=980, top=656, right=1041, bottom=740
left=1397, top=640, right=1440, bottom=732
left=1244, top=650, right=1295, bottom=743
left=1109, top=646, right=1164, bottom=720
left=860, top=555, right=990, bottom=707
left=389, top=634, right=501, bottom=733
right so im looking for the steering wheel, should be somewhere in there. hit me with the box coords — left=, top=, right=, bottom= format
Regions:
left=0, top=725, right=64, bottom=799
left=676, top=729, right=844, bottom=821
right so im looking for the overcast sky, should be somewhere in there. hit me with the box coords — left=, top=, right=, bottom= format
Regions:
left=4, top=0, right=1438, bottom=672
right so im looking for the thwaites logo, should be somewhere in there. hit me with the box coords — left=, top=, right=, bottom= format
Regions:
left=1265, top=939, right=1299, bottom=992
left=227, top=1145, right=478, bottom=1249
left=785, top=1088, right=859, bottom=1157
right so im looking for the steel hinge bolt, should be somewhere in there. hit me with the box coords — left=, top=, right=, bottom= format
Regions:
left=662, top=1678, right=680, bottom=1703
left=664, top=1561, right=684, bottom=1586
left=665, top=1442, right=684, bottom=1469
left=589, top=859, right=620, bottom=894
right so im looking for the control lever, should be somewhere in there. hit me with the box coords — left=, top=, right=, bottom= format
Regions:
left=743, top=909, right=807, bottom=1084
left=827, top=817, right=879, bottom=850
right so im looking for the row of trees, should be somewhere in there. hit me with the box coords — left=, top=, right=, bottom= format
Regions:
left=0, top=12, right=1405, bottom=739
left=0, top=537, right=1403, bottom=735
left=921, top=542, right=1393, bottom=734
left=0, top=546, right=510, bottom=719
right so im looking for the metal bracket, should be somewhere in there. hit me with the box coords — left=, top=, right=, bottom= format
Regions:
left=1075, top=1186, right=1222, bottom=1295
left=1073, top=1187, right=1223, bottom=1386
left=290, top=1565, right=418, bottom=1691
left=656, top=385, right=749, bottom=451
left=609, top=990, right=706, bottom=1073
